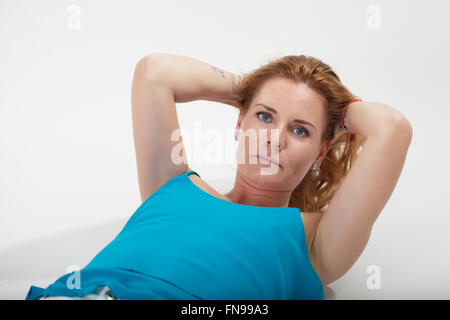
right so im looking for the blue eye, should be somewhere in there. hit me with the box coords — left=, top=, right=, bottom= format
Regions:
left=256, top=111, right=310, bottom=137
left=293, top=127, right=310, bottom=137
left=256, top=111, right=271, bottom=122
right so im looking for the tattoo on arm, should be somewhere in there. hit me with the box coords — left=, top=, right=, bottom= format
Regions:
left=209, top=64, right=226, bottom=78
left=231, top=74, right=242, bottom=94
left=209, top=64, right=242, bottom=104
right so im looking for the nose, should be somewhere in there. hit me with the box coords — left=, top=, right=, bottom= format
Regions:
left=267, top=140, right=280, bottom=150
left=267, top=128, right=286, bottom=151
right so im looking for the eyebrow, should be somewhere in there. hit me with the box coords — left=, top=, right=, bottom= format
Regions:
left=254, top=103, right=317, bottom=131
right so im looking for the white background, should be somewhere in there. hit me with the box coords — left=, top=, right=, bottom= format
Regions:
left=1, top=0, right=449, bottom=299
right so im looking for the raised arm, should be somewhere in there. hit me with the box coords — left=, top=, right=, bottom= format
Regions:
left=147, top=52, right=242, bottom=106
left=310, top=101, right=413, bottom=286
left=131, top=53, right=241, bottom=202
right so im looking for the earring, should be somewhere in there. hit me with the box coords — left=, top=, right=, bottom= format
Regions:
left=312, top=163, right=318, bottom=170
left=234, top=135, right=238, bottom=141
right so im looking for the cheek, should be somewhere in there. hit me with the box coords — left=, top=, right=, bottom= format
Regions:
left=237, top=124, right=269, bottom=152
left=286, top=145, right=313, bottom=169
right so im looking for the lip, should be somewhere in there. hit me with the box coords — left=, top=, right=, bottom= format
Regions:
left=252, top=154, right=282, bottom=168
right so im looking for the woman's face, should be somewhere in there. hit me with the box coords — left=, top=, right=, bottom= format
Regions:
left=235, top=77, right=328, bottom=190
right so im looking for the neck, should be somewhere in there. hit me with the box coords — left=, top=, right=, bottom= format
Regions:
left=224, top=170, right=293, bottom=208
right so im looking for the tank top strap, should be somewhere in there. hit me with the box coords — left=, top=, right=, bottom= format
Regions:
left=183, top=170, right=201, bottom=178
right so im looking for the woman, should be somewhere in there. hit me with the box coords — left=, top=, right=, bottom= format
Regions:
left=26, top=53, right=412, bottom=300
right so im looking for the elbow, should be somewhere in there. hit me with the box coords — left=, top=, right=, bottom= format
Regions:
left=391, top=113, right=413, bottom=145
left=134, top=53, right=167, bottom=83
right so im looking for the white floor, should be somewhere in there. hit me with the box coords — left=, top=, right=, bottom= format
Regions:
left=1, top=214, right=449, bottom=300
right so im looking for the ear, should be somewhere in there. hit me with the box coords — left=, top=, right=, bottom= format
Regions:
left=314, top=140, right=331, bottom=167
left=235, top=109, right=246, bottom=138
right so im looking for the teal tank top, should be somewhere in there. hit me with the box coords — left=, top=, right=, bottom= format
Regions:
left=25, top=170, right=324, bottom=300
